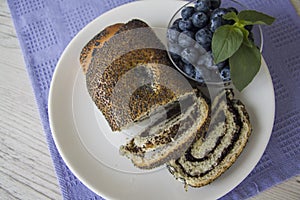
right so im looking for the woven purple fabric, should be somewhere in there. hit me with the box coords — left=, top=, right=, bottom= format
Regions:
left=7, top=0, right=300, bottom=199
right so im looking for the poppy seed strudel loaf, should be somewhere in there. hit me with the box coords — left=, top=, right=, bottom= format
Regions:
left=167, top=89, right=252, bottom=188
left=79, top=19, right=210, bottom=169
left=80, top=19, right=198, bottom=132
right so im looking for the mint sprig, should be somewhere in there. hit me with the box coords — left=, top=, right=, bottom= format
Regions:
left=212, top=10, right=275, bottom=91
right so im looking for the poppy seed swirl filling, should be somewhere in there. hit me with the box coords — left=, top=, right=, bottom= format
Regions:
left=167, top=89, right=252, bottom=188
left=120, top=92, right=209, bottom=169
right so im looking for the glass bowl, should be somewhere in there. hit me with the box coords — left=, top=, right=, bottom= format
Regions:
left=166, top=0, right=263, bottom=87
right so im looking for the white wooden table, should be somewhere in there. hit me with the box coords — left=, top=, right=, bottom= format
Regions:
left=1, top=0, right=300, bottom=199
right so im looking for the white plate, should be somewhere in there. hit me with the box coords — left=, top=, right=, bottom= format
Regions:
left=48, top=1, right=275, bottom=199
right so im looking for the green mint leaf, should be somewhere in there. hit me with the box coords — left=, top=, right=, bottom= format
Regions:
left=212, top=25, right=243, bottom=64
left=238, top=10, right=275, bottom=25
left=223, top=11, right=239, bottom=22
left=229, top=43, right=261, bottom=91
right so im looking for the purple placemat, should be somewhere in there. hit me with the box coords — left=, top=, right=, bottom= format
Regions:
left=7, top=0, right=300, bottom=199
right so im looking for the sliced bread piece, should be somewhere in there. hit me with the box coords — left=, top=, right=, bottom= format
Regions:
left=167, top=89, right=252, bottom=188
left=120, top=92, right=209, bottom=169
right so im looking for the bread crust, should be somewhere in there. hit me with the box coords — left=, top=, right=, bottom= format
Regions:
left=80, top=23, right=123, bottom=74
left=81, top=19, right=194, bottom=131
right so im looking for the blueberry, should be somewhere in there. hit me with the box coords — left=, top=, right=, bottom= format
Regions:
left=178, top=18, right=194, bottom=31
left=210, top=8, right=229, bottom=19
left=182, top=63, right=195, bottom=77
left=175, top=59, right=185, bottom=70
left=211, top=8, right=236, bottom=25
left=195, top=0, right=211, bottom=13
left=181, top=47, right=199, bottom=64
left=168, top=42, right=183, bottom=61
left=195, top=28, right=212, bottom=51
left=172, top=18, right=182, bottom=29
left=195, top=66, right=211, bottom=82
left=210, top=0, right=221, bottom=9
left=245, top=25, right=253, bottom=32
left=181, top=6, right=195, bottom=20
left=220, top=66, right=231, bottom=81
left=209, top=16, right=223, bottom=32
left=192, top=11, right=209, bottom=28
left=209, top=12, right=234, bottom=32
left=216, top=59, right=229, bottom=70
left=178, top=30, right=195, bottom=48
left=227, top=7, right=238, bottom=14
left=167, top=26, right=181, bottom=42
left=194, top=67, right=204, bottom=81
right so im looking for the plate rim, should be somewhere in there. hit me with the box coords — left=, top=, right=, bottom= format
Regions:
left=48, top=1, right=275, bottom=199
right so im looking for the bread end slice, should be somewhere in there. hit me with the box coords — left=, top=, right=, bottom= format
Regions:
left=167, top=89, right=252, bottom=188
left=120, top=93, right=209, bottom=169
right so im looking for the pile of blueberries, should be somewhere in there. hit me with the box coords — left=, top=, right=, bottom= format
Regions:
left=167, top=0, right=240, bottom=83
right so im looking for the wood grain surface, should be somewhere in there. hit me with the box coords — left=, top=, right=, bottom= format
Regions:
left=0, top=0, right=299, bottom=199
